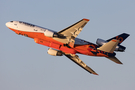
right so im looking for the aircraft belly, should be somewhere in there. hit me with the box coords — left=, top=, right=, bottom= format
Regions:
left=34, top=38, right=76, bottom=54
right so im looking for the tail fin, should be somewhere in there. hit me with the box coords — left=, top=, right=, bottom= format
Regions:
left=106, top=56, right=122, bottom=64
left=97, top=39, right=119, bottom=53
left=107, top=33, right=130, bottom=45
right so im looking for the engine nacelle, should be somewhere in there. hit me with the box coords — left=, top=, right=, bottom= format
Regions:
left=96, top=38, right=107, bottom=46
left=115, top=45, right=126, bottom=52
left=44, top=30, right=58, bottom=37
left=96, top=38, right=126, bottom=52
left=47, top=48, right=63, bottom=56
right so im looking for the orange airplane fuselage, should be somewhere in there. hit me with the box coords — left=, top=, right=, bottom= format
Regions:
left=8, top=26, right=115, bottom=58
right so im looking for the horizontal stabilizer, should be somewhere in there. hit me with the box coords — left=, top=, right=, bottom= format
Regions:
left=97, top=39, right=119, bottom=53
left=106, top=56, right=123, bottom=64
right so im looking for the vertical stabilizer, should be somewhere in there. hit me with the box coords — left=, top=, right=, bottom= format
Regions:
left=107, top=33, right=130, bottom=45
left=97, top=39, right=119, bottom=53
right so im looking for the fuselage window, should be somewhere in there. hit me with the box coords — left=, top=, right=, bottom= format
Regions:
left=23, top=22, right=35, bottom=27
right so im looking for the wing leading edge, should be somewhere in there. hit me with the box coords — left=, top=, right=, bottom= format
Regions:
left=64, top=54, right=98, bottom=75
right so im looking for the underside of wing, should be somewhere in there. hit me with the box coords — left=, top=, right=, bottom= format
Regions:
left=64, top=54, right=98, bottom=75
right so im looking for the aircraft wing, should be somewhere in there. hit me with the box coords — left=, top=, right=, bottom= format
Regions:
left=58, top=19, right=89, bottom=39
left=64, top=54, right=98, bottom=75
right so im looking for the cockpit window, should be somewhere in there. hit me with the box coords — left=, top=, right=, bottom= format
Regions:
left=10, top=21, right=13, bottom=22
left=19, top=21, right=35, bottom=27
left=19, top=21, right=23, bottom=23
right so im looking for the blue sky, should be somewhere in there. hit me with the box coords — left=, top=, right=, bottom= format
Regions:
left=1, top=0, right=135, bottom=90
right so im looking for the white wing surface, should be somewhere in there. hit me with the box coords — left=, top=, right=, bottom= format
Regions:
left=56, top=19, right=89, bottom=47
left=58, top=18, right=89, bottom=38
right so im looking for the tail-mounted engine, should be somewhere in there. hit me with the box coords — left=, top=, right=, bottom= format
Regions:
left=47, top=48, right=63, bottom=56
left=96, top=38, right=126, bottom=52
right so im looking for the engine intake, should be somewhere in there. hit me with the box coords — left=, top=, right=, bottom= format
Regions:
left=47, top=48, right=63, bottom=56
left=96, top=38, right=107, bottom=46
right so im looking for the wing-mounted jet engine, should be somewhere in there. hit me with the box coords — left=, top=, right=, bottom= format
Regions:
left=44, top=30, right=58, bottom=37
left=47, top=48, right=63, bottom=56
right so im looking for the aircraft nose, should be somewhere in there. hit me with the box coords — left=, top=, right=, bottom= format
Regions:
left=5, top=21, right=13, bottom=27
left=6, top=22, right=10, bottom=27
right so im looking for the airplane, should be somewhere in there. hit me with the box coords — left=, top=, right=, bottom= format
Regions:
left=6, top=19, right=130, bottom=75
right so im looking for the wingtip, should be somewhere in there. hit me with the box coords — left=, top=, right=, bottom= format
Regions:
left=116, top=62, right=123, bottom=64
left=83, top=18, right=90, bottom=21
left=93, top=73, right=99, bottom=75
